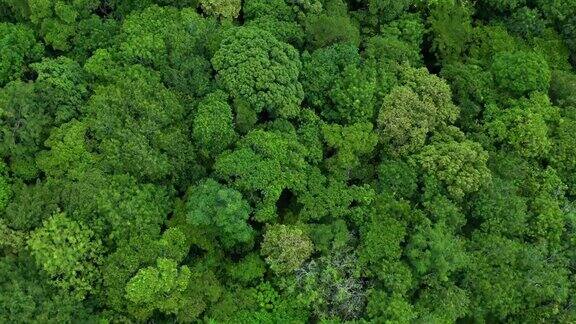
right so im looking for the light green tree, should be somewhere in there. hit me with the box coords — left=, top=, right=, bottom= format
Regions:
left=125, top=258, right=192, bottom=320
left=261, top=224, right=313, bottom=274
left=377, top=66, right=459, bottom=156
left=200, top=0, right=241, bottom=19
left=28, top=213, right=103, bottom=300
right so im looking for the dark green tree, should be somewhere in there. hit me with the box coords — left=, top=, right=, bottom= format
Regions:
left=0, top=22, right=43, bottom=86
left=185, top=178, right=254, bottom=249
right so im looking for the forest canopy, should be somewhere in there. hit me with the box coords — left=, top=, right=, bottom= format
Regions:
left=2, top=0, right=576, bottom=322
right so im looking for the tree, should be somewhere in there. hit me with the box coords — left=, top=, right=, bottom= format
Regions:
left=100, top=227, right=191, bottom=315
left=465, top=233, right=570, bottom=321
left=261, top=224, right=313, bottom=274
left=364, top=35, right=422, bottom=68
left=440, top=62, right=495, bottom=131
left=243, top=0, right=294, bottom=21
left=225, top=253, right=266, bottom=285
left=367, top=291, right=416, bottom=323
left=358, top=195, right=415, bottom=296
left=3, top=0, right=100, bottom=50
left=246, top=17, right=305, bottom=47
left=242, top=0, right=303, bottom=46
left=91, top=174, right=173, bottom=245
left=69, top=16, right=119, bottom=62
left=0, top=254, right=99, bottom=323
left=406, top=221, right=469, bottom=283
left=491, top=50, right=551, bottom=97
left=359, top=202, right=407, bottom=271
left=506, top=7, right=547, bottom=39
left=125, top=249, right=223, bottom=322
left=192, top=91, right=237, bottom=159
left=36, top=120, right=94, bottom=178
left=214, top=128, right=310, bottom=222
left=1, top=1, right=576, bottom=322
left=0, top=80, right=47, bottom=180
left=0, top=56, right=88, bottom=180
left=377, top=67, right=459, bottom=156
left=0, top=22, right=43, bottom=86
left=200, top=0, right=241, bottom=19
left=15, top=171, right=172, bottom=247
left=549, top=70, right=576, bottom=111
left=125, top=258, right=192, bottom=320
left=552, top=118, right=576, bottom=194
left=417, top=139, right=491, bottom=200
left=467, top=25, right=519, bottom=65
left=185, top=178, right=254, bottom=249
left=379, top=13, right=425, bottom=50
left=298, top=167, right=375, bottom=221
left=428, top=2, right=473, bottom=64
left=359, top=0, right=414, bottom=32
left=300, top=43, right=361, bottom=113
left=3, top=180, right=61, bottom=231
left=325, top=65, right=377, bottom=124
left=117, top=5, right=213, bottom=97
left=530, top=28, right=572, bottom=71
left=377, top=159, right=418, bottom=199
left=83, top=65, right=200, bottom=184
left=477, top=0, right=526, bottom=13
left=212, top=27, right=304, bottom=118
left=304, top=1, right=360, bottom=50
left=472, top=177, right=528, bottom=237
left=0, top=162, right=10, bottom=213
left=484, top=92, right=559, bottom=159
left=293, top=251, right=367, bottom=320
left=414, top=281, right=470, bottom=323
left=321, top=122, right=378, bottom=174
left=30, top=56, right=88, bottom=124
left=28, top=213, right=103, bottom=300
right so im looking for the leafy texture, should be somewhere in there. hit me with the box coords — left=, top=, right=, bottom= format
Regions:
left=212, top=27, right=304, bottom=118
left=2, top=2, right=576, bottom=322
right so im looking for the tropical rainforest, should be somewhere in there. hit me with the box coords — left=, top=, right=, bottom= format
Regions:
left=1, top=0, right=576, bottom=322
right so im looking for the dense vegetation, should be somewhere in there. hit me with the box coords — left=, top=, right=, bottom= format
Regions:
left=2, top=0, right=576, bottom=322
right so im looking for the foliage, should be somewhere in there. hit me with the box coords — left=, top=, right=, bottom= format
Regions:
left=491, top=50, right=551, bottom=97
left=125, top=258, right=192, bottom=320
left=214, top=128, right=310, bottom=222
left=212, top=26, right=304, bottom=118
left=0, top=22, right=43, bottom=86
left=294, top=251, right=366, bottom=320
left=83, top=65, right=199, bottom=184
left=192, top=91, right=237, bottom=159
left=1, top=1, right=576, bottom=322
left=4, top=0, right=100, bottom=50
left=200, top=0, right=241, bottom=19
left=417, top=139, right=491, bottom=200
left=28, top=213, right=103, bottom=300
left=304, top=2, right=360, bottom=50
left=0, top=162, right=10, bottom=211
left=484, top=92, right=559, bottom=159
left=185, top=178, right=254, bottom=249
left=321, top=122, right=378, bottom=173
left=377, top=66, right=459, bottom=156
left=117, top=5, right=213, bottom=97
left=428, top=2, right=473, bottom=64
left=261, top=224, right=313, bottom=274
